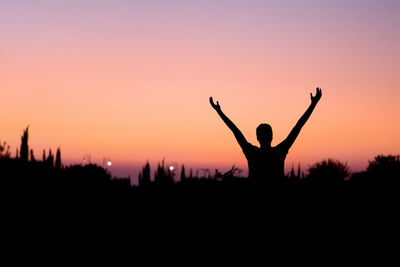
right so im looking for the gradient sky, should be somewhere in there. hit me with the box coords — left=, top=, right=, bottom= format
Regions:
left=1, top=0, right=399, bottom=183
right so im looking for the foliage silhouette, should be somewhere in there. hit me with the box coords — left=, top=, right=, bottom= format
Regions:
left=154, top=159, right=174, bottom=187
left=47, top=149, right=54, bottom=167
left=0, top=141, right=11, bottom=159
left=180, top=164, right=186, bottom=181
left=349, top=155, right=400, bottom=186
left=138, top=161, right=151, bottom=186
left=30, top=149, right=36, bottom=162
left=288, top=163, right=302, bottom=184
left=1, top=121, right=400, bottom=215
left=305, top=159, right=349, bottom=184
left=55, top=148, right=62, bottom=170
left=20, top=126, right=29, bottom=162
left=367, top=154, right=400, bottom=177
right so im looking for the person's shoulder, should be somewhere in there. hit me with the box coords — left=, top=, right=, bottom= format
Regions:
left=242, top=142, right=257, bottom=153
left=274, top=143, right=289, bottom=154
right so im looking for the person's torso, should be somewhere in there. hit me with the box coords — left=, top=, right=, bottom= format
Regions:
left=244, top=145, right=287, bottom=181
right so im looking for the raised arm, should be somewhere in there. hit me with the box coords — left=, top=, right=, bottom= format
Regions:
left=209, top=97, right=249, bottom=150
left=280, top=88, right=322, bottom=151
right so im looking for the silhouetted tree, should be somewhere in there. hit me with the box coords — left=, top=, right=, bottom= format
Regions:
left=0, top=141, right=11, bottom=159
left=47, top=149, right=54, bottom=167
left=139, top=161, right=151, bottom=186
left=367, top=155, right=400, bottom=173
left=348, top=155, right=400, bottom=186
left=20, top=126, right=29, bottom=162
left=297, top=163, right=301, bottom=180
left=288, top=163, right=302, bottom=183
left=306, top=159, right=349, bottom=184
left=42, top=149, right=46, bottom=162
left=55, top=148, right=61, bottom=169
left=180, top=165, right=186, bottom=181
left=366, top=155, right=400, bottom=183
left=154, top=160, right=174, bottom=186
left=30, top=149, right=36, bottom=162
left=290, top=164, right=295, bottom=178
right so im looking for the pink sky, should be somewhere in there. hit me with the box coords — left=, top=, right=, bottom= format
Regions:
left=1, top=0, right=399, bottom=183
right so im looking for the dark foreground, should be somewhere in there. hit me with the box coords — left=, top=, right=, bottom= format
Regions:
left=2, top=158, right=399, bottom=261
left=2, top=158, right=399, bottom=211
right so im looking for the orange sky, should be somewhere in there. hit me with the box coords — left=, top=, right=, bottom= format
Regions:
left=1, top=1, right=399, bottom=182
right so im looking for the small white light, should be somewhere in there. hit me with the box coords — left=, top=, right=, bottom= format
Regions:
left=169, top=165, right=174, bottom=171
left=107, top=161, right=112, bottom=166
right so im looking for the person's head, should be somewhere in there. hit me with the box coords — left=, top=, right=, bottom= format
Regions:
left=256, top=123, right=273, bottom=147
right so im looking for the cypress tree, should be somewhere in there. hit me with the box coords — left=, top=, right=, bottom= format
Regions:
left=180, top=165, right=186, bottom=181
left=139, top=161, right=151, bottom=186
left=20, top=126, right=29, bottom=162
left=55, top=148, right=61, bottom=169
left=297, top=163, right=301, bottom=180
left=30, top=149, right=36, bottom=162
left=47, top=149, right=54, bottom=167
left=290, top=164, right=295, bottom=178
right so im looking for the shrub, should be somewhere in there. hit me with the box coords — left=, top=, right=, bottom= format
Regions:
left=305, top=159, right=349, bottom=184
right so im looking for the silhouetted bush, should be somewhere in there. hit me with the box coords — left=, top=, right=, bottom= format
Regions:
left=305, top=159, right=349, bottom=184
left=348, top=155, right=400, bottom=186
left=367, top=155, right=400, bottom=178
left=0, top=141, right=11, bottom=159
left=63, top=163, right=112, bottom=190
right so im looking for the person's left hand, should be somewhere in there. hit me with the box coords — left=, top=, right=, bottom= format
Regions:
left=311, top=87, right=322, bottom=104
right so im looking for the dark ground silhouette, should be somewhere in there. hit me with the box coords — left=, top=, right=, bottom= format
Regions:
left=2, top=149, right=399, bottom=200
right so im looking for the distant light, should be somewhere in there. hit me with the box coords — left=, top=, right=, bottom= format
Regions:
left=107, top=161, right=112, bottom=166
left=169, top=165, right=174, bottom=171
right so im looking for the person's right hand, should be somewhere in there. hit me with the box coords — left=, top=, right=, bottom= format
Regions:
left=209, top=97, right=221, bottom=111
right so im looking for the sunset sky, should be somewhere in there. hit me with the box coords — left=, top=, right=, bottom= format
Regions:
left=1, top=0, right=399, bottom=184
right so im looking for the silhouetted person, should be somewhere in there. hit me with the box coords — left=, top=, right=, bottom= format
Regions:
left=210, top=88, right=322, bottom=184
